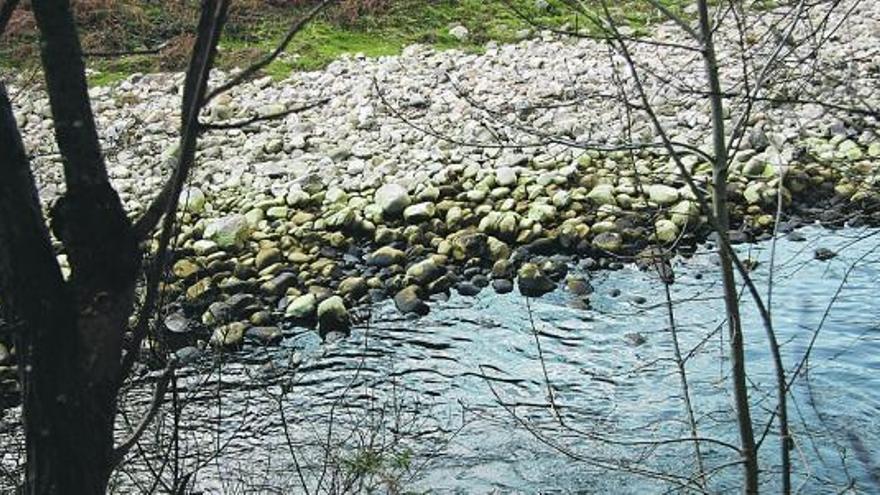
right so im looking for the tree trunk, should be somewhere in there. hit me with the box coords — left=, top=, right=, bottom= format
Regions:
left=0, top=82, right=139, bottom=495
left=696, top=0, right=759, bottom=492
left=2, top=0, right=142, bottom=487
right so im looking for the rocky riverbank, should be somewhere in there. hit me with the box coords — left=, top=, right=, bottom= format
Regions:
left=2, top=0, right=879, bottom=357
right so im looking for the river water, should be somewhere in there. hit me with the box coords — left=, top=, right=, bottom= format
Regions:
left=4, top=226, right=879, bottom=493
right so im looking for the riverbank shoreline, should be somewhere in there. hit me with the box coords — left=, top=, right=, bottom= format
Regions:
left=1, top=0, right=878, bottom=385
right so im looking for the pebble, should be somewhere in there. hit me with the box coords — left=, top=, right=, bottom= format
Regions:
left=456, top=282, right=481, bottom=296
left=814, top=247, right=837, bottom=261
left=394, top=285, right=429, bottom=315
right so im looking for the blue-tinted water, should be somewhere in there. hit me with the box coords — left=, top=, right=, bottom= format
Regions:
left=96, top=226, right=880, bottom=492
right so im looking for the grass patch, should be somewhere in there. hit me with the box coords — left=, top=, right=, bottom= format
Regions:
left=2, top=0, right=688, bottom=85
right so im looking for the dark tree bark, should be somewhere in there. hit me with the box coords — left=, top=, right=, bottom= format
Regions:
left=0, top=81, right=102, bottom=495
left=0, top=0, right=314, bottom=490
left=0, top=0, right=231, bottom=490
left=1, top=0, right=142, bottom=490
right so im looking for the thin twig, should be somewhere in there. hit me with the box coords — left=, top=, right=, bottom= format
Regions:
left=199, top=97, right=329, bottom=130
left=204, top=0, right=337, bottom=103
left=111, top=361, right=176, bottom=466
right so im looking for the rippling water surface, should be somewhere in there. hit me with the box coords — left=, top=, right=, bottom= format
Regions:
left=6, top=227, right=879, bottom=493
left=117, top=226, right=880, bottom=493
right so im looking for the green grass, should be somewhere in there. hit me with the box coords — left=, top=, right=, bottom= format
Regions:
left=2, top=0, right=687, bottom=85
left=256, top=0, right=687, bottom=76
left=216, top=0, right=578, bottom=76
left=87, top=54, right=155, bottom=86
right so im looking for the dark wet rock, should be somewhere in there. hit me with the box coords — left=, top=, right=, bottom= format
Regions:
left=406, top=257, right=444, bottom=286
left=565, top=276, right=593, bottom=296
left=524, top=237, right=557, bottom=255
left=338, top=276, right=368, bottom=300
left=319, top=246, right=341, bottom=258
left=233, top=264, right=258, bottom=280
left=366, top=246, right=406, bottom=267
left=174, top=346, right=201, bottom=366
left=246, top=326, right=283, bottom=345
left=210, top=322, right=248, bottom=348
left=727, top=230, right=751, bottom=244
left=255, top=247, right=282, bottom=270
left=492, top=279, right=514, bottom=294
left=541, top=258, right=568, bottom=281
left=317, top=296, right=350, bottom=337
left=385, top=273, right=407, bottom=293
left=491, top=259, right=514, bottom=279
left=426, top=273, right=456, bottom=294
left=624, top=332, right=647, bottom=346
left=449, top=231, right=489, bottom=261
left=456, top=282, right=481, bottom=296
left=207, top=259, right=236, bottom=276
left=462, top=266, right=483, bottom=279
left=368, top=288, right=386, bottom=303
left=511, top=247, right=532, bottom=264
left=394, top=285, right=429, bottom=315
left=471, top=274, right=489, bottom=288
left=814, top=247, right=837, bottom=261
left=261, top=272, right=297, bottom=296
left=517, top=263, right=556, bottom=297
left=249, top=310, right=272, bottom=326
left=203, top=293, right=256, bottom=325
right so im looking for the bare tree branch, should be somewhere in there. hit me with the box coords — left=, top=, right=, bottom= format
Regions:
left=644, top=0, right=700, bottom=40
left=31, top=0, right=108, bottom=192
left=205, top=0, right=337, bottom=103
left=499, top=0, right=701, bottom=52
left=133, top=2, right=336, bottom=241
left=123, top=0, right=230, bottom=378
left=199, top=97, right=329, bottom=130
left=0, top=83, right=68, bottom=333
left=111, top=362, right=176, bottom=466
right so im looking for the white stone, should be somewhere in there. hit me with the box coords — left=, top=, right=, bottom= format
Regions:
left=495, top=166, right=517, bottom=187
left=449, top=25, right=469, bottom=41
left=374, top=183, right=411, bottom=217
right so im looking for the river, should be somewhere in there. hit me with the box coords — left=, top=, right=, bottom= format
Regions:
left=4, top=226, right=879, bottom=493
